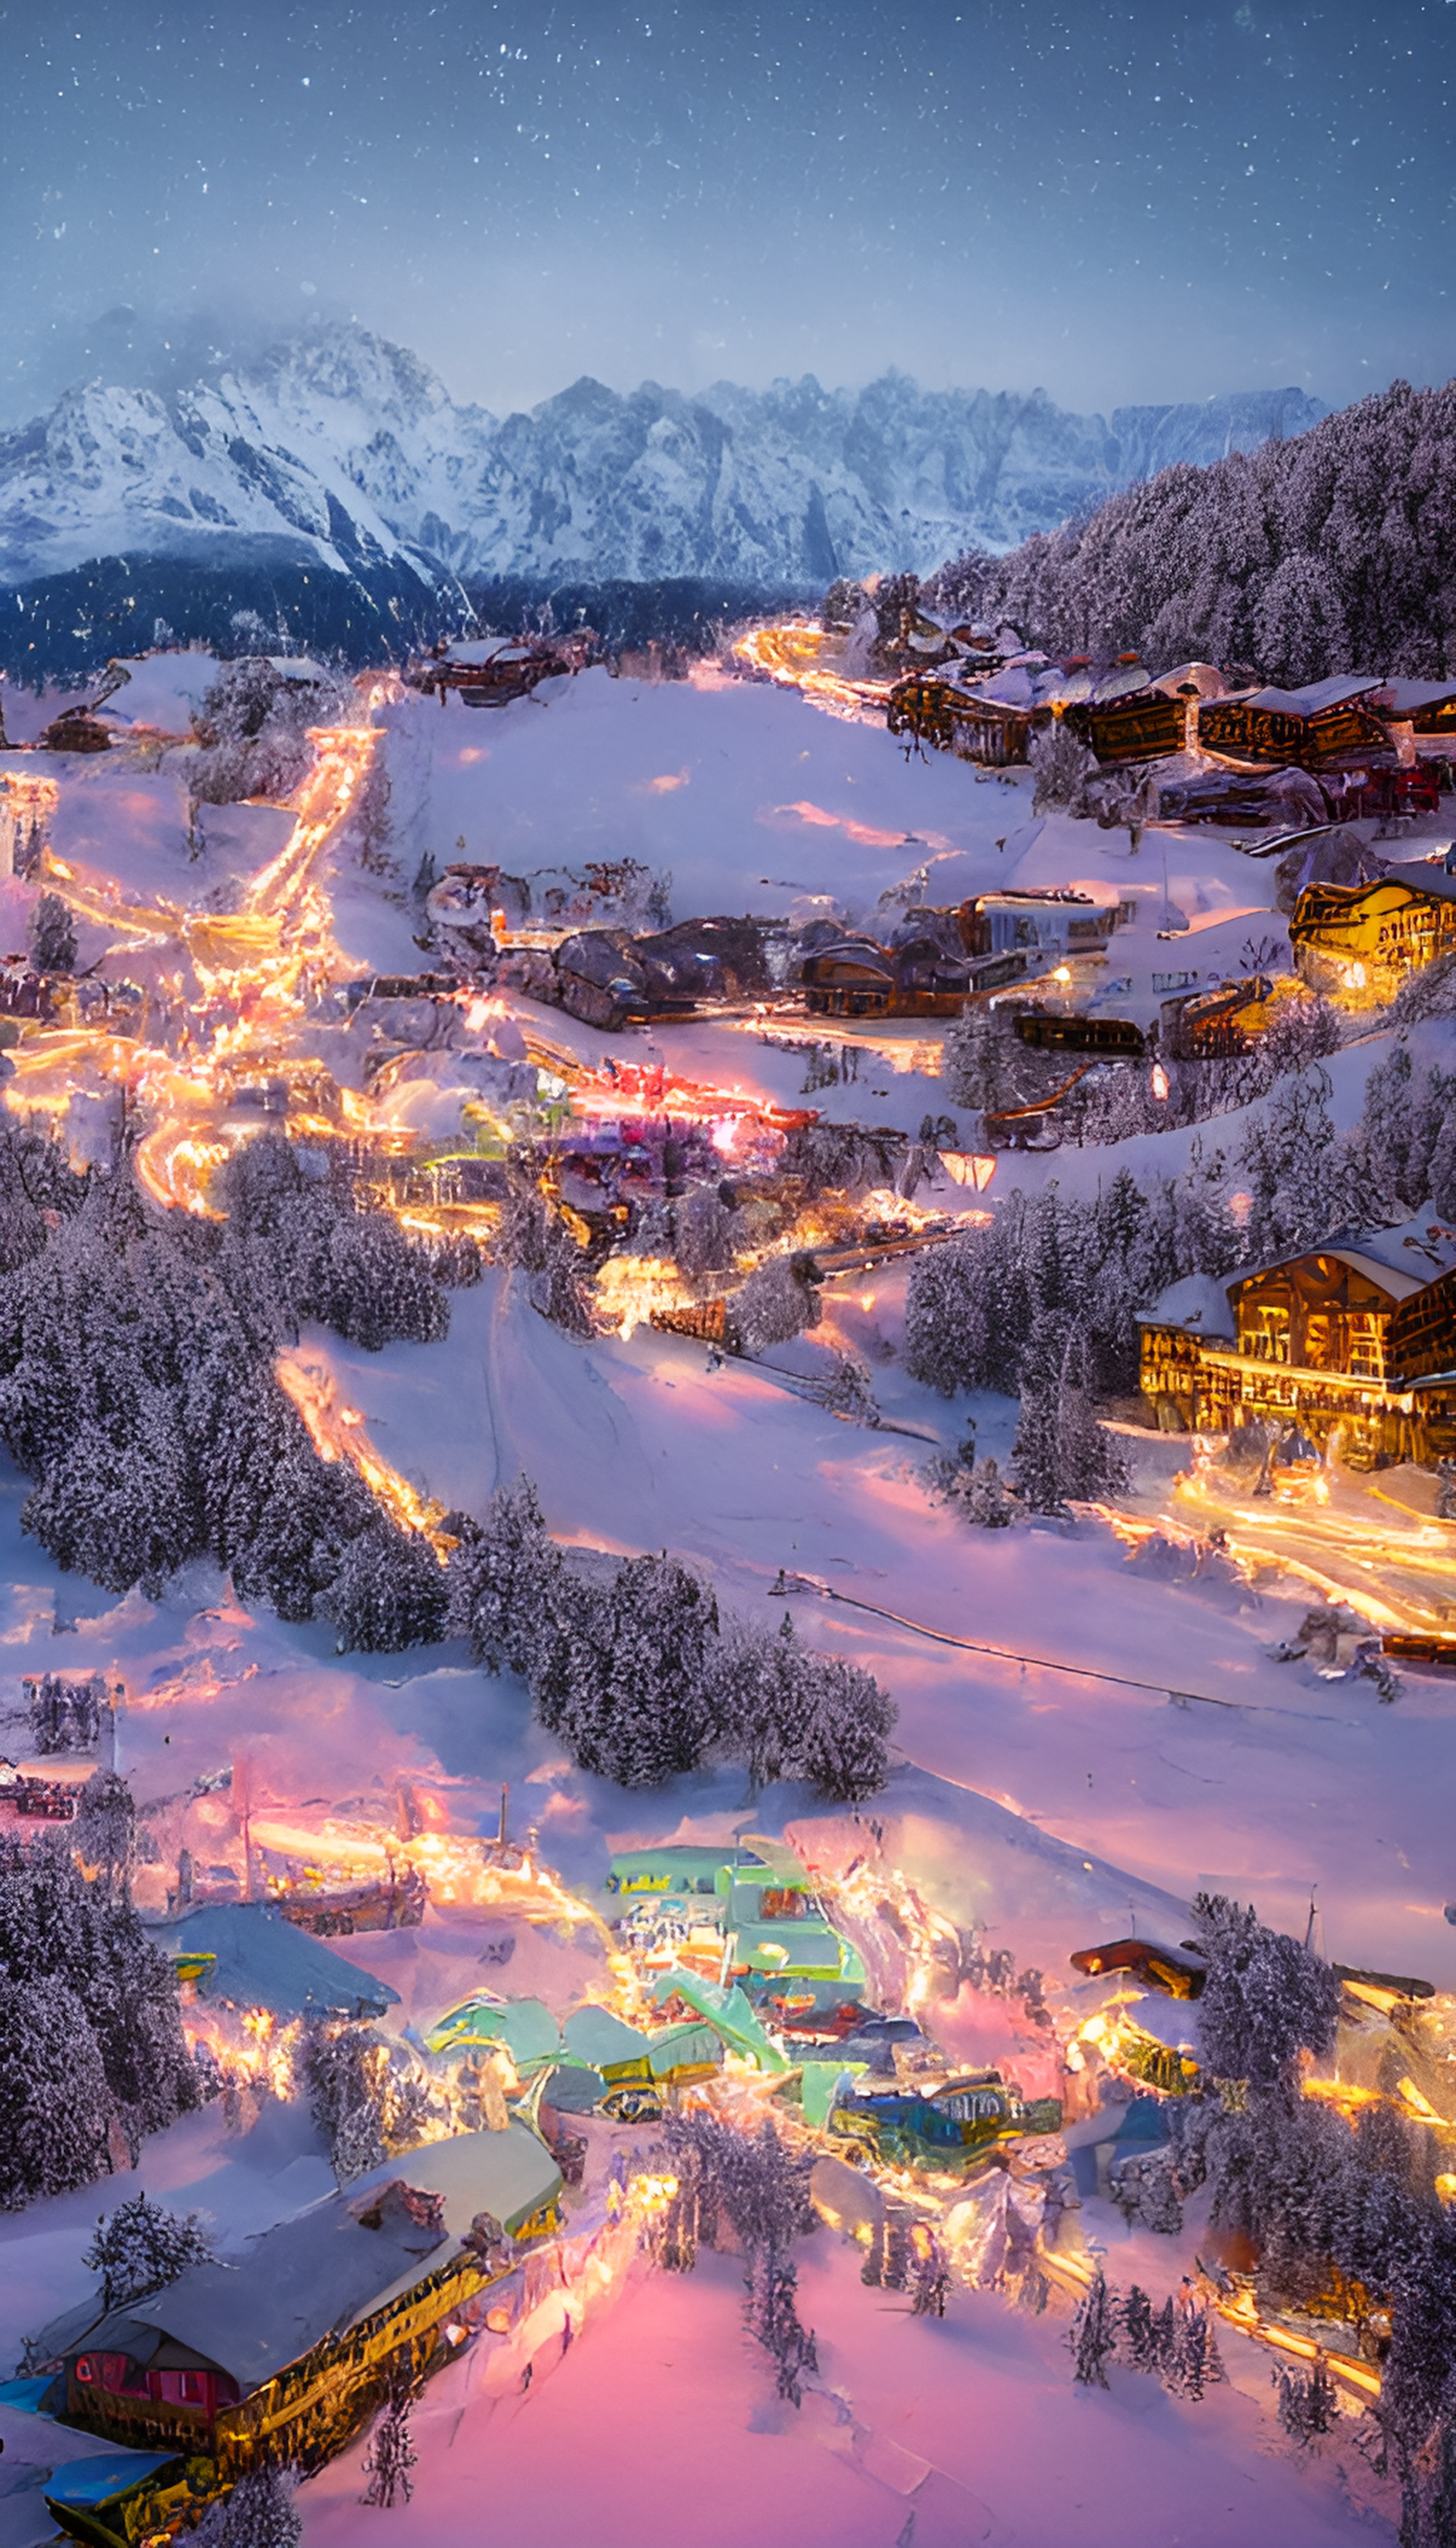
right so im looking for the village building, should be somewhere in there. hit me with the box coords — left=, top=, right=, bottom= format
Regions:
left=1290, top=869, right=1456, bottom=1002
left=1066, top=663, right=1228, bottom=766
left=886, top=673, right=1035, bottom=766
left=1157, top=975, right=1273, bottom=1060
left=42, top=2131, right=563, bottom=2480
left=153, top=1902, right=400, bottom=2025
left=1194, top=676, right=1391, bottom=771
left=1137, top=1217, right=1456, bottom=1464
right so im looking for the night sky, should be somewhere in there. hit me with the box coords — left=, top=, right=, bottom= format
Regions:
left=4, top=0, right=1452, bottom=424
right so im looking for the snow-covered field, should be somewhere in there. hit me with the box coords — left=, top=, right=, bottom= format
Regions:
left=2, top=655, right=1450, bottom=2544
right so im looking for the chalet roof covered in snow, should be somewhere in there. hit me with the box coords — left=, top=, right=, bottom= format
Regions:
left=1383, top=678, right=1456, bottom=717
left=70, top=2129, right=562, bottom=2395
left=149, top=1902, right=400, bottom=2022
left=1243, top=676, right=1384, bottom=716
left=1135, top=1273, right=1238, bottom=1340
left=1140, top=1217, right=1456, bottom=1339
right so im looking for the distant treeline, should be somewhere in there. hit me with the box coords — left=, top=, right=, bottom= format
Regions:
left=461, top=575, right=812, bottom=657
left=926, top=377, right=1456, bottom=687
left=0, top=559, right=810, bottom=689
left=0, top=548, right=476, bottom=690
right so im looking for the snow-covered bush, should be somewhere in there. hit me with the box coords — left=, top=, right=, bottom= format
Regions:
left=191, top=656, right=348, bottom=804
left=193, top=2468, right=301, bottom=2548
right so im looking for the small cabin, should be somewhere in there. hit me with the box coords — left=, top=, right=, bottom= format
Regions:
left=1012, top=1012, right=1145, bottom=1058
left=1290, top=873, right=1456, bottom=1001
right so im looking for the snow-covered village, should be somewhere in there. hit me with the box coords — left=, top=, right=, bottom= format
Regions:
left=4, top=8, right=1456, bottom=2548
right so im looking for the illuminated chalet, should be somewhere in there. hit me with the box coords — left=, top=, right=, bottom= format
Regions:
left=1291, top=869, right=1456, bottom=1002
left=1138, top=1216, right=1456, bottom=1464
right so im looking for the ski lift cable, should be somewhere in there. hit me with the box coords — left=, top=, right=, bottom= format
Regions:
left=769, top=1570, right=1351, bottom=1721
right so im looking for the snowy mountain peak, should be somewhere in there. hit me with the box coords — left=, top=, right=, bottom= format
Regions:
left=0, top=317, right=1327, bottom=594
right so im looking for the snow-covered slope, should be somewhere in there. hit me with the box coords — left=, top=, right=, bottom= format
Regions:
left=0, top=321, right=1326, bottom=588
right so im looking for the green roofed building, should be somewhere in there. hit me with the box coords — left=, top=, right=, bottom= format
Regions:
left=562, top=2003, right=653, bottom=2082
left=424, top=1995, right=561, bottom=2066
left=603, top=1836, right=864, bottom=2011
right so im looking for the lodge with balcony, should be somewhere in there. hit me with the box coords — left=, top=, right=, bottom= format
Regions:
left=1137, top=1219, right=1456, bottom=1465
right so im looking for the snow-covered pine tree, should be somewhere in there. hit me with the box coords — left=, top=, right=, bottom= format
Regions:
left=86, top=1889, right=201, bottom=2137
left=1274, top=2350, right=1339, bottom=2442
left=705, top=1614, right=816, bottom=1790
left=83, top=2192, right=214, bottom=2309
left=306, top=2023, right=389, bottom=2185
left=1167, top=2301, right=1224, bottom=2401
left=1070, top=2268, right=1118, bottom=2387
left=446, top=1474, right=560, bottom=1677
left=0, top=1974, right=117, bottom=2207
left=73, top=1770, right=136, bottom=1899
left=1010, top=1314, right=1067, bottom=1514
left=1054, top=1324, right=1132, bottom=1504
left=318, top=1521, right=448, bottom=1654
left=903, top=1228, right=992, bottom=1397
left=749, top=2252, right=818, bottom=2404
left=1189, top=1893, right=1342, bottom=2089
left=1118, top=2284, right=1162, bottom=2375
left=30, top=892, right=77, bottom=975
left=796, top=1651, right=896, bottom=1804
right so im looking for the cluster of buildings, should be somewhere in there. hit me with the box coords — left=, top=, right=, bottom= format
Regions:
left=13, top=1830, right=1069, bottom=2546
left=888, top=645, right=1456, bottom=832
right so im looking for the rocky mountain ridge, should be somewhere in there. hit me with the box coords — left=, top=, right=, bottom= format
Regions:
left=0, top=320, right=1326, bottom=595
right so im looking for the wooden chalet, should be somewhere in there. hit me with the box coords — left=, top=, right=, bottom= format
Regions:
left=1382, top=679, right=1456, bottom=751
left=48, top=2130, right=562, bottom=2482
left=1138, top=1219, right=1456, bottom=1462
left=1065, top=665, right=1226, bottom=767
left=886, top=673, right=1034, bottom=766
left=1159, top=975, right=1273, bottom=1060
left=798, top=930, right=972, bottom=1019
left=1195, top=678, right=1389, bottom=771
left=1290, top=870, right=1456, bottom=1000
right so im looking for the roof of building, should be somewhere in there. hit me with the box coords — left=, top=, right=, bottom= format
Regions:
left=148, top=1904, right=398, bottom=2022
left=43, top=2453, right=181, bottom=2515
left=1246, top=677, right=1384, bottom=716
left=561, top=2004, right=651, bottom=2067
left=1383, top=679, right=1456, bottom=717
left=1135, top=1273, right=1238, bottom=1339
left=71, top=2129, right=561, bottom=2396
left=1140, top=1215, right=1456, bottom=1333
left=424, top=1994, right=560, bottom=2065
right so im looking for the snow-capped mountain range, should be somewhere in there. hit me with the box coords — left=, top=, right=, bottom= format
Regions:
left=0, top=321, right=1326, bottom=594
